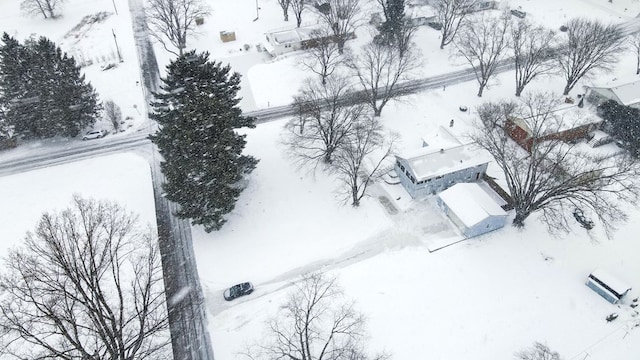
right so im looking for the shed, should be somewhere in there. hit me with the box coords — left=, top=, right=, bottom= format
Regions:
left=437, top=182, right=508, bottom=238
left=585, top=269, right=632, bottom=304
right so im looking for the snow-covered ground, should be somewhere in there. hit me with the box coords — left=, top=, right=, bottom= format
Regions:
left=2, top=0, right=640, bottom=359
left=0, top=0, right=149, bottom=135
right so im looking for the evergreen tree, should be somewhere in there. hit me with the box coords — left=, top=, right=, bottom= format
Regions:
left=149, top=50, right=258, bottom=232
left=0, top=33, right=32, bottom=128
left=598, top=99, right=640, bottom=155
left=0, top=34, right=99, bottom=139
left=377, top=0, right=405, bottom=45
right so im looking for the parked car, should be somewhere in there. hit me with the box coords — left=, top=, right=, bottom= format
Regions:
left=427, top=21, right=443, bottom=31
left=510, top=9, right=526, bottom=18
left=573, top=208, right=594, bottom=230
left=82, top=129, right=107, bottom=140
left=223, top=282, right=254, bottom=301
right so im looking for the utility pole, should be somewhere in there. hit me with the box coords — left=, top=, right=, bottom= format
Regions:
left=111, top=0, right=118, bottom=15
left=253, top=0, right=260, bottom=22
left=112, top=29, right=123, bottom=62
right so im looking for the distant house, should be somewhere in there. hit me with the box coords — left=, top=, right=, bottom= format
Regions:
left=585, top=80, right=640, bottom=108
left=437, top=182, right=508, bottom=238
left=586, top=269, right=632, bottom=304
left=395, top=128, right=491, bottom=198
left=505, top=106, right=601, bottom=153
left=263, top=24, right=354, bottom=57
left=263, top=25, right=323, bottom=57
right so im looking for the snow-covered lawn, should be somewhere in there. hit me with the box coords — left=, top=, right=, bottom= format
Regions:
left=0, top=152, right=156, bottom=254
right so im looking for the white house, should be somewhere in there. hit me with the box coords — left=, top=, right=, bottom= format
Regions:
left=437, top=182, right=508, bottom=238
left=585, top=80, right=640, bottom=108
left=394, top=130, right=492, bottom=198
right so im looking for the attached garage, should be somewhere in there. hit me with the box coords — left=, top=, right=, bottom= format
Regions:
left=437, top=182, right=508, bottom=238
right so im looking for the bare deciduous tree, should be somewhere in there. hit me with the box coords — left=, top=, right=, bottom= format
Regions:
left=511, top=19, right=557, bottom=97
left=515, top=342, right=561, bottom=360
left=246, top=273, right=388, bottom=360
left=332, top=117, right=397, bottom=206
left=471, top=92, right=640, bottom=235
left=0, top=196, right=170, bottom=360
left=146, top=0, right=210, bottom=56
left=290, top=0, right=307, bottom=27
left=104, top=99, right=123, bottom=132
left=277, top=0, right=291, bottom=21
left=285, top=76, right=365, bottom=166
left=316, top=0, right=362, bottom=53
left=301, top=27, right=343, bottom=85
left=454, top=12, right=510, bottom=97
left=348, top=41, right=420, bottom=116
left=433, top=0, right=478, bottom=49
left=557, top=18, right=625, bottom=95
left=20, top=0, right=64, bottom=19
left=627, top=32, right=640, bottom=75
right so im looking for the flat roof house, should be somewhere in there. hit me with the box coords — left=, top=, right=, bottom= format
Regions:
left=263, top=25, right=323, bottom=57
left=437, top=182, right=508, bottom=238
left=394, top=141, right=491, bottom=199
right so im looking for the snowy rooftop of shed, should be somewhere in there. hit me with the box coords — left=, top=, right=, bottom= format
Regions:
left=438, top=182, right=507, bottom=227
left=590, top=268, right=632, bottom=295
left=398, top=143, right=491, bottom=181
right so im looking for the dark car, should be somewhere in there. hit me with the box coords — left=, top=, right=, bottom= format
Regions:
left=510, top=9, right=527, bottom=19
left=223, top=282, right=254, bottom=301
left=427, top=21, right=443, bottom=31
left=573, top=208, right=594, bottom=230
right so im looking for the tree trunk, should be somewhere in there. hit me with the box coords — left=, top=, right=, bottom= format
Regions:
left=636, top=56, right=639, bottom=75
left=515, top=85, right=523, bottom=97
left=512, top=212, right=528, bottom=228
left=337, top=39, right=345, bottom=54
left=477, top=84, right=485, bottom=97
left=351, top=189, right=360, bottom=206
left=562, top=82, right=571, bottom=96
left=283, top=10, right=289, bottom=21
left=373, top=107, right=381, bottom=117
left=46, top=0, right=55, bottom=18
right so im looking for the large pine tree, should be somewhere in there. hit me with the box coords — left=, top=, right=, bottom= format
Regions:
left=0, top=34, right=100, bottom=138
left=150, top=50, right=257, bottom=232
left=0, top=33, right=31, bottom=128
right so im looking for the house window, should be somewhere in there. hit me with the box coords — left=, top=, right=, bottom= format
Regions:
left=476, top=172, right=480, bottom=180
left=409, top=175, right=416, bottom=183
left=435, top=175, right=443, bottom=180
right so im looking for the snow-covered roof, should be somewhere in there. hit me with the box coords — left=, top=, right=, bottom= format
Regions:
left=439, top=182, right=507, bottom=227
left=397, top=143, right=491, bottom=181
left=514, top=105, right=602, bottom=135
left=421, top=126, right=461, bottom=150
left=590, top=80, right=640, bottom=106
left=589, top=269, right=632, bottom=295
left=265, top=25, right=321, bottom=46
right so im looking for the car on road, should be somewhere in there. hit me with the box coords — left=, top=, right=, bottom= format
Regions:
left=510, top=9, right=526, bottom=18
left=223, top=282, right=254, bottom=301
left=82, top=129, right=107, bottom=140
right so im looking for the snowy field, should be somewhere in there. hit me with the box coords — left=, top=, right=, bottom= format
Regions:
left=1, top=0, right=640, bottom=359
